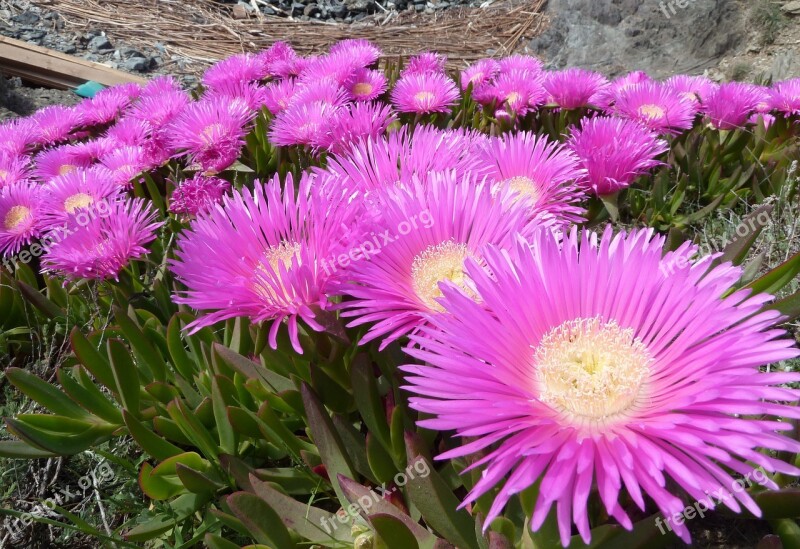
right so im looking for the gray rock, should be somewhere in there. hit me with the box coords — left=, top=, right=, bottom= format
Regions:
left=88, top=35, right=113, bottom=53
left=11, top=11, right=39, bottom=26
left=782, top=1, right=800, bottom=15
left=770, top=50, right=800, bottom=81
left=528, top=0, right=746, bottom=78
left=122, top=57, right=151, bottom=72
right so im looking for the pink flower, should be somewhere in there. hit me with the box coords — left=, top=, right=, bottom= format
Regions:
left=270, top=101, right=339, bottom=149
left=99, top=146, right=150, bottom=187
left=170, top=172, right=362, bottom=353
left=317, top=102, right=396, bottom=155
left=704, top=82, right=766, bottom=130
left=202, top=53, right=268, bottom=89
left=479, top=131, right=587, bottom=226
left=664, top=74, right=718, bottom=109
left=568, top=116, right=668, bottom=195
left=390, top=73, right=459, bottom=114
left=29, top=106, right=84, bottom=145
left=344, top=68, right=388, bottom=102
left=613, top=81, right=696, bottom=134
left=770, top=78, right=800, bottom=115
left=0, top=181, right=44, bottom=256
left=593, top=70, right=651, bottom=109
left=490, top=70, right=548, bottom=116
left=543, top=68, right=609, bottom=109
left=262, top=79, right=297, bottom=114
left=329, top=39, right=382, bottom=67
left=169, top=173, right=231, bottom=217
left=335, top=170, right=535, bottom=349
left=168, top=98, right=253, bottom=173
left=401, top=52, right=447, bottom=76
left=32, top=146, right=93, bottom=182
left=460, top=58, right=500, bottom=91
left=497, top=54, right=543, bottom=75
left=402, top=227, right=800, bottom=546
left=40, top=167, right=121, bottom=229
left=0, top=154, right=32, bottom=189
left=41, top=198, right=162, bottom=281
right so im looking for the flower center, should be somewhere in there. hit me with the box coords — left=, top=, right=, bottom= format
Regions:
left=534, top=317, right=650, bottom=425
left=0, top=169, right=8, bottom=180
left=64, top=193, right=94, bottom=214
left=414, top=91, right=435, bottom=106
left=264, top=241, right=301, bottom=272
left=505, top=91, right=521, bottom=107
left=200, top=123, right=224, bottom=145
left=503, top=175, right=541, bottom=204
left=638, top=104, right=665, bottom=120
left=59, top=164, right=77, bottom=176
left=352, top=82, right=374, bottom=97
left=4, top=205, right=31, bottom=231
left=253, top=241, right=302, bottom=298
left=411, top=241, right=477, bottom=312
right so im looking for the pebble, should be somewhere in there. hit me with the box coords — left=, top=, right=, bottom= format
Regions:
left=88, top=35, right=113, bottom=53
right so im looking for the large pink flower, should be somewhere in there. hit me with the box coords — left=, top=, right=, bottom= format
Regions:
left=335, top=170, right=535, bottom=349
left=170, top=172, right=362, bottom=353
left=613, top=81, right=697, bottom=134
left=403, top=228, right=800, bottom=546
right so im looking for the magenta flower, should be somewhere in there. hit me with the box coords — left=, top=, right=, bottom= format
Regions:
left=613, top=81, right=696, bottom=134
left=401, top=52, right=447, bottom=76
left=202, top=53, right=268, bottom=90
left=0, top=181, right=43, bottom=256
left=262, top=79, right=297, bottom=114
left=335, top=170, right=534, bottom=349
left=259, top=41, right=304, bottom=78
left=41, top=198, right=161, bottom=281
left=390, top=73, right=460, bottom=114
left=298, top=53, right=362, bottom=86
left=543, top=68, right=609, bottom=109
left=323, top=126, right=486, bottom=193
left=29, top=106, right=84, bottom=145
left=664, top=74, right=718, bottom=109
left=402, top=227, right=800, bottom=546
left=0, top=154, right=32, bottom=189
left=479, top=131, right=586, bottom=226
left=497, top=54, right=543, bottom=75
left=344, top=68, right=388, bottom=102
left=40, top=168, right=121, bottom=229
left=75, top=83, right=140, bottom=125
left=170, top=172, right=361, bottom=353
left=168, top=98, right=253, bottom=173
left=329, top=39, right=382, bottom=67
left=99, top=146, right=150, bottom=187
left=129, top=84, right=190, bottom=130
left=704, top=82, right=766, bottom=130
left=460, top=58, right=500, bottom=91
left=169, top=173, right=230, bottom=217
left=593, top=70, right=651, bottom=109
left=270, top=101, right=339, bottom=149
left=490, top=70, right=548, bottom=116
left=291, top=80, right=349, bottom=110
left=568, top=116, right=668, bottom=195
left=103, top=117, right=150, bottom=147
left=770, top=78, right=800, bottom=115
left=318, top=102, right=396, bottom=155
left=0, top=120, right=36, bottom=158
left=204, top=80, right=269, bottom=113
left=33, top=146, right=93, bottom=182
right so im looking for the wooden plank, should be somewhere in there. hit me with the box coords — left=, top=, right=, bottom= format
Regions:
left=0, top=36, right=147, bottom=90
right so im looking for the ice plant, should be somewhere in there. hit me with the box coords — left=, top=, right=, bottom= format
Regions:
left=169, top=173, right=231, bottom=217
left=170, top=173, right=361, bottom=353
left=490, top=70, right=547, bottom=116
left=336, top=170, right=533, bottom=349
left=76, top=83, right=140, bottom=126
left=770, top=78, right=800, bottom=115
left=568, top=116, right=668, bottom=195
left=613, top=81, right=696, bottom=134
left=41, top=198, right=161, bottom=281
left=100, top=146, right=150, bottom=187
left=543, top=68, right=609, bottom=109
left=593, top=70, right=651, bottom=109
left=479, top=131, right=586, bottom=226
left=40, top=168, right=121, bottom=229
left=344, top=68, right=388, bottom=102
left=390, top=72, right=459, bottom=114
left=262, top=79, right=297, bottom=114
left=704, top=82, right=767, bottom=130
left=403, top=228, right=800, bottom=547
left=168, top=98, right=253, bottom=173
left=29, top=105, right=84, bottom=145
left=664, top=74, right=718, bottom=108
left=270, top=101, right=339, bottom=148
left=401, top=52, right=447, bottom=76
left=202, top=53, right=268, bottom=89
left=460, top=58, right=500, bottom=91
left=0, top=181, right=42, bottom=256
left=0, top=153, right=32, bottom=189
left=317, top=101, right=396, bottom=155
left=329, top=38, right=382, bottom=68
left=32, top=146, right=93, bottom=182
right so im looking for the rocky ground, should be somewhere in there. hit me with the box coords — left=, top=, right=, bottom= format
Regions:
left=216, top=0, right=481, bottom=22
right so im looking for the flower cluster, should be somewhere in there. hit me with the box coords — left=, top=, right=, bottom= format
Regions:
left=2, top=39, right=799, bottom=548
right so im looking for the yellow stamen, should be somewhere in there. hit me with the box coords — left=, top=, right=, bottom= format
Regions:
left=64, top=193, right=94, bottom=214
left=535, top=317, right=651, bottom=426
left=352, top=82, right=374, bottom=97
left=503, top=175, right=541, bottom=204
left=411, top=241, right=478, bottom=312
left=638, top=104, right=665, bottom=120
left=414, top=91, right=435, bottom=106
left=253, top=241, right=301, bottom=298
left=3, top=205, right=31, bottom=231
left=58, top=164, right=77, bottom=176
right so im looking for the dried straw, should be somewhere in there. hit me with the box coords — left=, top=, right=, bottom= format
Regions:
left=30, top=0, right=547, bottom=73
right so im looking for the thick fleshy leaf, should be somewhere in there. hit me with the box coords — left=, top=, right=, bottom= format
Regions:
left=226, top=492, right=294, bottom=548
